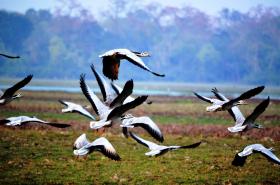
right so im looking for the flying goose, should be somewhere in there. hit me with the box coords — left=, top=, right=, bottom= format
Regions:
left=0, top=116, right=70, bottom=128
left=0, top=53, right=20, bottom=59
left=227, top=97, right=270, bottom=133
left=80, top=74, right=148, bottom=129
left=129, top=132, right=201, bottom=157
left=0, top=75, right=33, bottom=105
left=193, top=86, right=264, bottom=112
left=59, top=100, right=95, bottom=120
left=99, top=48, right=165, bottom=80
left=121, top=114, right=164, bottom=142
left=232, top=144, right=280, bottom=166
left=73, top=133, right=121, bottom=160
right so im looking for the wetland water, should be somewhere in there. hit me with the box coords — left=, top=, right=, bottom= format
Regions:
left=0, top=79, right=279, bottom=99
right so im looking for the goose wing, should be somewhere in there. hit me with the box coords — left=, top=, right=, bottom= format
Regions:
left=178, top=141, right=202, bottom=149
left=126, top=116, right=164, bottom=142
left=73, top=133, right=90, bottom=150
left=223, top=86, right=265, bottom=108
left=211, top=88, right=245, bottom=123
left=111, top=82, right=135, bottom=104
left=243, top=97, right=270, bottom=125
left=59, top=100, right=95, bottom=120
left=80, top=74, right=109, bottom=117
left=118, top=49, right=165, bottom=77
left=1, top=75, right=33, bottom=99
left=91, top=64, right=116, bottom=103
left=107, top=95, right=148, bottom=120
left=257, top=146, right=280, bottom=165
left=44, top=122, right=71, bottom=128
left=0, top=53, right=20, bottom=59
left=109, top=80, right=133, bottom=108
left=129, top=132, right=159, bottom=150
left=88, top=137, right=121, bottom=160
left=193, top=92, right=214, bottom=103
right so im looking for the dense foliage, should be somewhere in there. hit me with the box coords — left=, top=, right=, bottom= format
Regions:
left=0, top=2, right=280, bottom=85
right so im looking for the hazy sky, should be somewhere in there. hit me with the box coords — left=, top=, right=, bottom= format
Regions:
left=1, top=0, right=280, bottom=18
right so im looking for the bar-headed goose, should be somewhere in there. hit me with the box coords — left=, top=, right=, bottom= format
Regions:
left=227, top=97, right=270, bottom=133
left=129, top=132, right=201, bottom=157
left=193, top=86, right=264, bottom=112
left=0, top=116, right=70, bottom=128
left=99, top=48, right=165, bottom=80
left=80, top=74, right=148, bottom=129
left=73, top=133, right=121, bottom=161
left=232, top=144, right=280, bottom=166
left=59, top=100, right=95, bottom=120
left=211, top=88, right=269, bottom=132
left=121, top=114, right=164, bottom=142
left=0, top=75, right=33, bottom=105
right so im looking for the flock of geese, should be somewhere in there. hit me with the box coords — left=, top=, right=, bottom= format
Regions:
left=1, top=49, right=280, bottom=167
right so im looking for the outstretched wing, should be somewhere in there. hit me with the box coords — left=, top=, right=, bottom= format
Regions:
left=193, top=92, right=213, bottom=103
left=44, top=122, right=71, bottom=128
left=244, top=97, right=270, bottom=125
left=91, top=64, right=116, bottom=103
left=80, top=74, right=109, bottom=116
left=120, top=50, right=165, bottom=77
left=259, top=147, right=280, bottom=165
left=128, top=116, right=164, bottom=142
left=109, top=79, right=133, bottom=108
left=211, top=88, right=245, bottom=122
left=1, top=75, right=33, bottom=99
left=129, top=132, right=159, bottom=150
left=179, top=141, right=202, bottom=149
left=107, top=96, right=148, bottom=120
left=89, top=137, right=121, bottom=161
left=224, top=86, right=265, bottom=108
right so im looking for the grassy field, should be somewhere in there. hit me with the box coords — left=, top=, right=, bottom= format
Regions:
left=0, top=91, right=279, bottom=184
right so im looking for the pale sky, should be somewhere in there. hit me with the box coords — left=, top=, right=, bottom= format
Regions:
left=1, top=0, right=280, bottom=18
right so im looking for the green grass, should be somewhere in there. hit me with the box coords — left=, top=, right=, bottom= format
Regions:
left=0, top=91, right=279, bottom=184
left=0, top=128, right=279, bottom=184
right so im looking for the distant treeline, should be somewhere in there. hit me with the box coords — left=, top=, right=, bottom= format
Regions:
left=0, top=2, right=280, bottom=85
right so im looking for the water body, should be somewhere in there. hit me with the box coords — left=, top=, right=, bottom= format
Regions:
left=0, top=79, right=279, bottom=99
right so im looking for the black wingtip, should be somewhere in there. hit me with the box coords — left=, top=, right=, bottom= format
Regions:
left=181, top=141, right=202, bottom=149
left=46, top=122, right=71, bottom=128
left=58, top=99, right=65, bottom=105
left=232, top=154, right=247, bottom=166
left=152, top=72, right=165, bottom=77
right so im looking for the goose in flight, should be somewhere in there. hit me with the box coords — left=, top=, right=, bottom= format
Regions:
left=0, top=53, right=20, bottom=59
left=0, top=116, right=70, bottom=128
left=227, top=97, right=270, bottom=133
left=211, top=88, right=269, bottom=132
left=193, top=86, right=264, bottom=112
left=99, top=48, right=165, bottom=80
left=129, top=132, right=201, bottom=157
left=121, top=114, right=164, bottom=142
left=73, top=133, right=121, bottom=160
left=59, top=100, right=95, bottom=120
left=0, top=75, right=33, bottom=105
left=80, top=74, right=148, bottom=129
left=232, top=144, right=280, bottom=166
